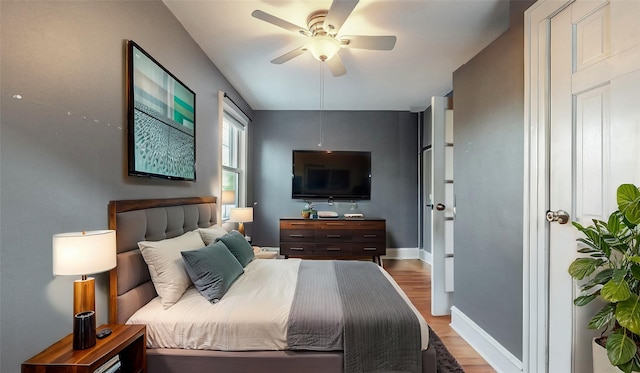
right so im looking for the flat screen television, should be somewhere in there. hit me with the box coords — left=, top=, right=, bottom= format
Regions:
left=292, top=150, right=371, bottom=200
left=127, top=40, right=196, bottom=181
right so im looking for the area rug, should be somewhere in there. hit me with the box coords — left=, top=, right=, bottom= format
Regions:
left=430, top=327, right=465, bottom=373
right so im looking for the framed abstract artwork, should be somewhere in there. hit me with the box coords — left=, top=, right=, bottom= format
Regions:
left=127, top=40, right=196, bottom=181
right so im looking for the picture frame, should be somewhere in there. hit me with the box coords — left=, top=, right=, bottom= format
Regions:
left=127, top=40, right=196, bottom=181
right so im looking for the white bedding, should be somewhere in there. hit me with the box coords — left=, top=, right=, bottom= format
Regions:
left=127, top=259, right=429, bottom=351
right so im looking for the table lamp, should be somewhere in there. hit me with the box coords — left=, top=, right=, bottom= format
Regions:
left=229, top=207, right=253, bottom=236
left=52, top=230, right=116, bottom=349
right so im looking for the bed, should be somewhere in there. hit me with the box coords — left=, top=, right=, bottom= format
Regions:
left=108, top=196, right=437, bottom=373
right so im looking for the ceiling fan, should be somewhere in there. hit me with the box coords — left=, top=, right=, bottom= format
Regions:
left=252, top=0, right=396, bottom=77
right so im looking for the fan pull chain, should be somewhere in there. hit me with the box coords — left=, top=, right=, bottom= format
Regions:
left=318, top=62, right=324, bottom=147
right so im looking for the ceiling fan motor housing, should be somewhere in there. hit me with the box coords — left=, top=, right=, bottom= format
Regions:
left=307, top=10, right=333, bottom=36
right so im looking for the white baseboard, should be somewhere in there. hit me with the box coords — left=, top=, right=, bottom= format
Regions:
left=383, top=248, right=420, bottom=259
left=450, top=306, right=523, bottom=373
left=419, top=249, right=432, bottom=264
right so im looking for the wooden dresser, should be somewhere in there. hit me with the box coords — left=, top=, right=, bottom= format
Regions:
left=279, top=218, right=386, bottom=264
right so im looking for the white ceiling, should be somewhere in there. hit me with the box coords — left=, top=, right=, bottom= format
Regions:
left=163, top=0, right=510, bottom=111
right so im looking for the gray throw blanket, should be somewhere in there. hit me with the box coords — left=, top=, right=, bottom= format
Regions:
left=288, top=260, right=422, bottom=373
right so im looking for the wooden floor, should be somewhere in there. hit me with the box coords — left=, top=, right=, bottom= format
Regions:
left=384, top=259, right=496, bottom=373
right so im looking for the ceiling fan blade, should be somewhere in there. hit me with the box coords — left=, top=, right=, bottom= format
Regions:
left=323, top=0, right=359, bottom=35
left=341, top=35, right=396, bottom=50
left=271, top=46, right=307, bottom=64
left=326, top=53, right=347, bottom=77
left=252, top=10, right=311, bottom=37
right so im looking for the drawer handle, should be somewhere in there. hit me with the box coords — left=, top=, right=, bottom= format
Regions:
left=291, top=223, right=308, bottom=226
left=326, top=234, right=342, bottom=238
left=326, top=223, right=346, bottom=226
left=289, top=234, right=304, bottom=238
left=363, top=234, right=377, bottom=238
left=363, top=247, right=377, bottom=251
left=326, top=248, right=342, bottom=251
left=289, top=247, right=305, bottom=251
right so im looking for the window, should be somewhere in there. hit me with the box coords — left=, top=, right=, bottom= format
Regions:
left=220, top=95, right=248, bottom=221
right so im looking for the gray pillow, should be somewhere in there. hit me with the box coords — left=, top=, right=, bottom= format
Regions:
left=215, top=230, right=255, bottom=267
left=181, top=241, right=244, bottom=303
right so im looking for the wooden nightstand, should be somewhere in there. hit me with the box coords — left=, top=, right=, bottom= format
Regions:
left=22, top=324, right=146, bottom=373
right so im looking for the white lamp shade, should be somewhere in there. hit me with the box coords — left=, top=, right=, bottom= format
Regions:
left=53, top=230, right=116, bottom=275
left=307, top=35, right=341, bottom=61
left=229, top=207, right=253, bottom=223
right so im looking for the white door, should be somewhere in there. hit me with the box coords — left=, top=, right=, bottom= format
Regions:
left=431, top=96, right=455, bottom=316
left=548, top=1, right=640, bottom=372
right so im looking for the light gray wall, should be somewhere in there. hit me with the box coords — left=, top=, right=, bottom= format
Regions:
left=0, top=1, right=252, bottom=372
left=451, top=0, right=534, bottom=360
left=250, top=110, right=418, bottom=249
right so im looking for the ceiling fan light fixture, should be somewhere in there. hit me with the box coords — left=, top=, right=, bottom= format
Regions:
left=307, top=35, right=341, bottom=62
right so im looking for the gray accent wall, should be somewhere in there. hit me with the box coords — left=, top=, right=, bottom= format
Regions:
left=0, top=1, right=252, bottom=372
left=451, top=0, right=534, bottom=360
left=250, top=110, right=418, bottom=249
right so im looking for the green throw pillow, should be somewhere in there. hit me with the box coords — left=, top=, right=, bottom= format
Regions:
left=181, top=241, right=244, bottom=303
left=216, top=230, right=255, bottom=267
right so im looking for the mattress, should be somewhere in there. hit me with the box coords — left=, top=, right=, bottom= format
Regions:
left=127, top=259, right=429, bottom=351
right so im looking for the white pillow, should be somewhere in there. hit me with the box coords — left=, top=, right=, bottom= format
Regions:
left=198, top=224, right=229, bottom=245
left=138, top=230, right=206, bottom=308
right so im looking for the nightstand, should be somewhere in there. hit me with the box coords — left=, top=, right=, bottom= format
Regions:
left=22, top=324, right=146, bottom=373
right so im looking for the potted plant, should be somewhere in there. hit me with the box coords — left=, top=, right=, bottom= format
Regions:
left=568, top=184, right=640, bottom=372
left=301, top=201, right=316, bottom=219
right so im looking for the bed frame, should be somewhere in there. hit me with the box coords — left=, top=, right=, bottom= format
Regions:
left=108, top=196, right=437, bottom=373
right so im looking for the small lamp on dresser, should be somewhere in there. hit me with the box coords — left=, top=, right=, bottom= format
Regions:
left=229, top=207, right=253, bottom=236
left=52, top=230, right=116, bottom=349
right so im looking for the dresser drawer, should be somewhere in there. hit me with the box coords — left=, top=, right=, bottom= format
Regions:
left=280, top=220, right=317, bottom=229
left=353, top=229, right=385, bottom=242
left=316, top=229, right=353, bottom=242
left=314, top=243, right=353, bottom=255
left=351, top=221, right=386, bottom=230
left=280, top=229, right=315, bottom=242
left=280, top=242, right=315, bottom=256
left=351, top=242, right=386, bottom=256
left=317, top=220, right=351, bottom=229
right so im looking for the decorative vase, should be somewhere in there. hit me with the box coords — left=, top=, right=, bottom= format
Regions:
left=592, top=339, right=622, bottom=373
left=301, top=211, right=310, bottom=219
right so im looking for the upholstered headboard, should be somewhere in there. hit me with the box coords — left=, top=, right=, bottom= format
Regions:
left=108, top=197, right=217, bottom=324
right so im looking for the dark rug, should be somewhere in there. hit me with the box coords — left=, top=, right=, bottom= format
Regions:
left=430, top=327, right=465, bottom=373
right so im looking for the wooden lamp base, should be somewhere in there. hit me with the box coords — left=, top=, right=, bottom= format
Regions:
left=73, top=277, right=95, bottom=316
left=72, top=277, right=96, bottom=350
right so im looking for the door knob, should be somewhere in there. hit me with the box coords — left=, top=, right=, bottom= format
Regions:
left=546, top=210, right=570, bottom=224
left=436, top=203, right=446, bottom=211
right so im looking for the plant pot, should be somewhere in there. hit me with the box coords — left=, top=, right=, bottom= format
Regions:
left=301, top=211, right=310, bottom=219
left=593, top=338, right=623, bottom=373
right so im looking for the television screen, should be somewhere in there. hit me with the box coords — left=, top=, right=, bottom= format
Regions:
left=127, top=40, right=196, bottom=181
left=292, top=150, right=371, bottom=200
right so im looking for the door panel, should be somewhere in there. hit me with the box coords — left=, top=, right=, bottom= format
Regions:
left=575, top=85, right=609, bottom=222
left=574, top=3, right=609, bottom=72
left=423, top=149, right=432, bottom=254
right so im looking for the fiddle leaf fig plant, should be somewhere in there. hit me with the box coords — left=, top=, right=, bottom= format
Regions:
left=568, top=184, right=640, bottom=372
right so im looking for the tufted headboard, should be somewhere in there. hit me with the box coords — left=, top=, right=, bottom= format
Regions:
left=108, top=197, right=217, bottom=324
